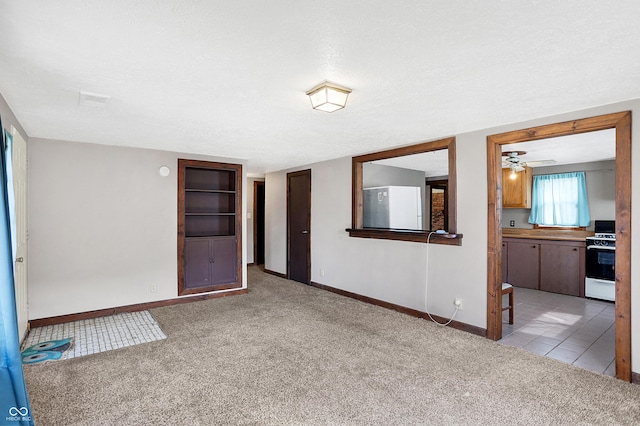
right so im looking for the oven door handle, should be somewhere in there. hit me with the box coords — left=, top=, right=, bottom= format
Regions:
left=586, top=245, right=616, bottom=250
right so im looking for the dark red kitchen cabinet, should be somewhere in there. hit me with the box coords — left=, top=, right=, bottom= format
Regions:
left=503, top=237, right=586, bottom=297
left=184, top=237, right=237, bottom=290
left=540, top=241, right=585, bottom=297
left=501, top=241, right=508, bottom=284
left=184, top=239, right=211, bottom=288
left=506, top=240, right=539, bottom=290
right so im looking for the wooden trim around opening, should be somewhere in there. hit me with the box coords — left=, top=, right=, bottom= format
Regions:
left=350, top=137, right=459, bottom=245
left=30, top=288, right=248, bottom=328
left=486, top=111, right=632, bottom=382
left=346, top=228, right=463, bottom=245
left=310, top=281, right=486, bottom=337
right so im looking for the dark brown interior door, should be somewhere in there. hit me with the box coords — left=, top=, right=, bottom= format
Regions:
left=287, top=170, right=311, bottom=284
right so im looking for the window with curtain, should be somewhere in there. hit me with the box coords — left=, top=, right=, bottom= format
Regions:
left=528, top=171, right=590, bottom=227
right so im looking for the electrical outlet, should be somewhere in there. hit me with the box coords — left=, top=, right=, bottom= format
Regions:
left=320, top=268, right=325, bottom=277
left=454, top=299, right=462, bottom=310
left=509, top=220, right=515, bottom=227
left=150, top=283, right=157, bottom=293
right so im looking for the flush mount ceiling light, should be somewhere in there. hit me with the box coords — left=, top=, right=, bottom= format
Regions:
left=305, top=81, right=351, bottom=113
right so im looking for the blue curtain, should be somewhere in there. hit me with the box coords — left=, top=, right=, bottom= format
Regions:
left=528, top=171, right=590, bottom=227
left=0, top=122, right=34, bottom=425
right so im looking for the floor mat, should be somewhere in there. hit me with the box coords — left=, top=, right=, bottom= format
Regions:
left=21, top=338, right=73, bottom=364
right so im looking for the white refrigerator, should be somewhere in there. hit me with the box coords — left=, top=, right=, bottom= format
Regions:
left=362, top=186, right=423, bottom=230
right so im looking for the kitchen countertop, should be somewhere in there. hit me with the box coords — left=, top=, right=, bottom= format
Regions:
left=502, top=228, right=594, bottom=242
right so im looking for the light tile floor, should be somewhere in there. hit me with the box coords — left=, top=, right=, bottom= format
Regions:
left=499, top=287, right=615, bottom=377
left=22, top=311, right=166, bottom=360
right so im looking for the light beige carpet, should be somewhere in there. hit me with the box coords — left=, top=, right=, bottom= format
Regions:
left=24, top=267, right=640, bottom=425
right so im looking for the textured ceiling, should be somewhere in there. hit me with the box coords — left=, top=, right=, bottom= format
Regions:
left=503, top=129, right=616, bottom=167
left=1, top=1, right=639, bottom=175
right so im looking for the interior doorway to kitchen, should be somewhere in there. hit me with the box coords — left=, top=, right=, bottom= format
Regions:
left=486, top=111, right=631, bottom=382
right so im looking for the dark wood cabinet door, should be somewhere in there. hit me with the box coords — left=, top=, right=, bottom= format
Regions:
left=212, top=237, right=237, bottom=285
left=502, top=167, right=532, bottom=208
left=501, top=241, right=508, bottom=283
left=540, top=242, right=581, bottom=296
left=184, top=239, right=212, bottom=289
left=506, top=241, right=539, bottom=289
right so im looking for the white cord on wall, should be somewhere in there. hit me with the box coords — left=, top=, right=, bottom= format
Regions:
left=424, top=231, right=460, bottom=326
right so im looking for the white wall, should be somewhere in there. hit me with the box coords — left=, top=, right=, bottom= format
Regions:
left=502, top=160, right=616, bottom=229
left=264, top=99, right=640, bottom=373
left=28, top=138, right=247, bottom=319
left=363, top=163, right=425, bottom=188
left=265, top=171, right=287, bottom=273
left=265, top=148, right=488, bottom=327
left=246, top=178, right=255, bottom=265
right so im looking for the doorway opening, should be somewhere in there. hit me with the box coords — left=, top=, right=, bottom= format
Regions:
left=253, top=181, right=265, bottom=266
left=486, top=111, right=632, bottom=382
left=427, top=179, right=448, bottom=231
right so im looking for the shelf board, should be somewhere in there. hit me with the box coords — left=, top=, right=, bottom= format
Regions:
left=185, top=212, right=236, bottom=216
left=185, top=235, right=236, bottom=240
left=185, top=189, right=236, bottom=194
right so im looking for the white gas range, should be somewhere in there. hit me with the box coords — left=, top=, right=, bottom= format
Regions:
left=585, top=220, right=615, bottom=302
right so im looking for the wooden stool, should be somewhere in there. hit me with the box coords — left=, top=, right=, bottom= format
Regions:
left=502, top=283, right=514, bottom=324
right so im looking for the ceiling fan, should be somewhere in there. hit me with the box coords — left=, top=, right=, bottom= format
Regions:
left=502, top=151, right=556, bottom=172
